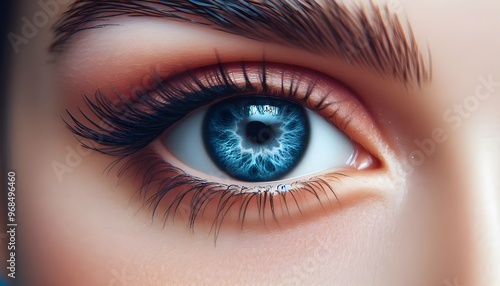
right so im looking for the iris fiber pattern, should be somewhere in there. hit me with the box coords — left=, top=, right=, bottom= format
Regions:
left=203, top=96, right=310, bottom=182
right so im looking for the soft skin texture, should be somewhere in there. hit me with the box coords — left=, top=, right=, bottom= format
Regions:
left=6, top=0, right=500, bottom=285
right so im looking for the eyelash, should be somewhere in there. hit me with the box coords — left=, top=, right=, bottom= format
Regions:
left=65, top=60, right=354, bottom=240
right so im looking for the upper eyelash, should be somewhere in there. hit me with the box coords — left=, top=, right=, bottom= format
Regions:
left=64, top=60, right=317, bottom=158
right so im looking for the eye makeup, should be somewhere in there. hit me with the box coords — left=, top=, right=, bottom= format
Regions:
left=65, top=59, right=384, bottom=239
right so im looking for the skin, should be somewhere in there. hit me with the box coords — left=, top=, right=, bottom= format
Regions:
left=6, top=0, right=500, bottom=285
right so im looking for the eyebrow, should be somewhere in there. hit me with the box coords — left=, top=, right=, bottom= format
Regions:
left=50, top=0, right=431, bottom=84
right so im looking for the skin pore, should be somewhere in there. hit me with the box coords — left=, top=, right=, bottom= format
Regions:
left=7, top=0, right=500, bottom=285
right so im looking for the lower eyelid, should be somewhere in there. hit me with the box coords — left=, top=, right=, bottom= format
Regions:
left=121, top=147, right=389, bottom=234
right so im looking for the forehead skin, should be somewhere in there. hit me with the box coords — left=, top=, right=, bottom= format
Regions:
left=7, top=0, right=500, bottom=285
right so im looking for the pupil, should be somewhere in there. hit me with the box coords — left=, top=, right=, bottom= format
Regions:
left=246, top=121, right=273, bottom=144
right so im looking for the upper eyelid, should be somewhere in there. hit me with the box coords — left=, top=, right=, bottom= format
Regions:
left=64, top=62, right=373, bottom=158
left=51, top=0, right=431, bottom=85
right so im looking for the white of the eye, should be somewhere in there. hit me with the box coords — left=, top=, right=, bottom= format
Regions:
left=163, top=107, right=354, bottom=182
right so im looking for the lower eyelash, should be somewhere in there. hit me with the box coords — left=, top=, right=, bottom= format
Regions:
left=120, top=148, right=344, bottom=241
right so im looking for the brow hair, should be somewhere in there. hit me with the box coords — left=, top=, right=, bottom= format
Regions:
left=51, top=0, right=431, bottom=84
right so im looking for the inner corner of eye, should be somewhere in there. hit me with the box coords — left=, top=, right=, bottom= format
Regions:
left=158, top=96, right=375, bottom=184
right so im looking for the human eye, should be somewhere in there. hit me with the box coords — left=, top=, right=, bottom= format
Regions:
left=65, top=58, right=386, bottom=236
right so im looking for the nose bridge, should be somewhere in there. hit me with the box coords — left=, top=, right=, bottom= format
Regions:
left=430, top=72, right=500, bottom=285
left=466, top=116, right=500, bottom=285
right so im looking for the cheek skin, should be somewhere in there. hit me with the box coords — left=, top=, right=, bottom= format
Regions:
left=29, top=153, right=403, bottom=285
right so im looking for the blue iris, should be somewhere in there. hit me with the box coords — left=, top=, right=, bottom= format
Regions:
left=203, top=96, right=310, bottom=182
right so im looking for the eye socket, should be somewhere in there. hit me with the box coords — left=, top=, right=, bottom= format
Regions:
left=65, top=60, right=383, bottom=232
left=163, top=96, right=357, bottom=182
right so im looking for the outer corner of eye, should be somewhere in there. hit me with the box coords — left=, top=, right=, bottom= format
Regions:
left=156, top=95, right=379, bottom=185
